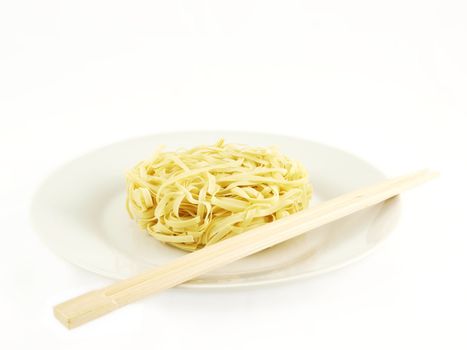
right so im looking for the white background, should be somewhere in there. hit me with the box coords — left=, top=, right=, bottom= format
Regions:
left=1, top=0, right=466, bottom=349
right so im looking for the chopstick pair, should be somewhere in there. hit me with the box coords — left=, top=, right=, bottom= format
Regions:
left=54, top=169, right=438, bottom=329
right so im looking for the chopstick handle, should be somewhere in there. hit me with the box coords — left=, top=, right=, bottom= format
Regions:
left=54, top=169, right=438, bottom=329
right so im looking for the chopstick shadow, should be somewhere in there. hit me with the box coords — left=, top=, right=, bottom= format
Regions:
left=140, top=251, right=387, bottom=315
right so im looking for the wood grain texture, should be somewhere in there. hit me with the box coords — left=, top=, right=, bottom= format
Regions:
left=54, top=169, right=438, bottom=329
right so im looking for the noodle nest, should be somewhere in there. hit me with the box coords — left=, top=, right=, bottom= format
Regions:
left=126, top=139, right=312, bottom=251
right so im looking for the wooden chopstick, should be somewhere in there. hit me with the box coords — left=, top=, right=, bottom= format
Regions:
left=54, top=169, right=438, bottom=329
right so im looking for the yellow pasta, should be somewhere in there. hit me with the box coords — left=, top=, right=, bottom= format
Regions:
left=126, top=139, right=312, bottom=251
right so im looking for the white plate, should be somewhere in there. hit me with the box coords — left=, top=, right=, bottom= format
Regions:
left=31, top=131, right=400, bottom=288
